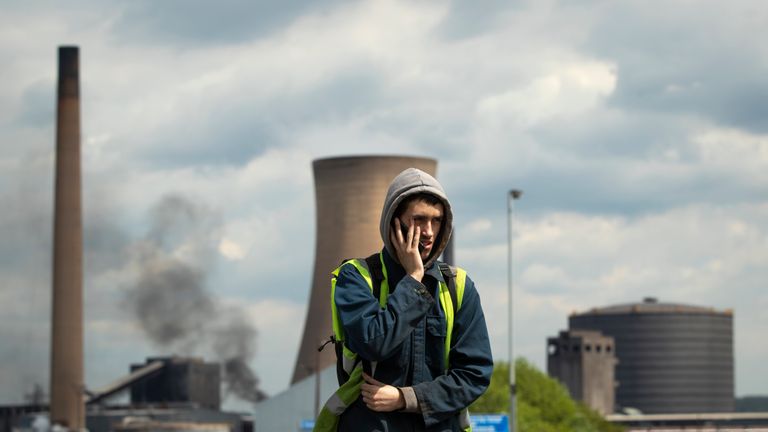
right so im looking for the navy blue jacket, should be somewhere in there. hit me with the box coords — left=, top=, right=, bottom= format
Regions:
left=335, top=249, right=493, bottom=431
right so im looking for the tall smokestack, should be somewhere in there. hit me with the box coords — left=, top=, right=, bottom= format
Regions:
left=50, top=46, right=84, bottom=430
left=292, top=156, right=437, bottom=384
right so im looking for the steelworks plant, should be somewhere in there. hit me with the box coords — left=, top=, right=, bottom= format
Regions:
left=3, top=46, right=449, bottom=432
left=549, top=297, right=734, bottom=415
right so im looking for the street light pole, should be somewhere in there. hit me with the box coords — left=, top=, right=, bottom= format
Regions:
left=507, top=189, right=523, bottom=432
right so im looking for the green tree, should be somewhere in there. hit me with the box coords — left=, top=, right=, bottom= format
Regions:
left=470, top=359, right=623, bottom=432
left=469, top=361, right=510, bottom=414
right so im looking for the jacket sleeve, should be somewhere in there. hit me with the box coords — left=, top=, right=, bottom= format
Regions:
left=335, top=263, right=434, bottom=361
left=412, top=275, right=494, bottom=427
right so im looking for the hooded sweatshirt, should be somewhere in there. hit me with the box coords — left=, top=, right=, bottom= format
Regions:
left=379, top=168, right=453, bottom=269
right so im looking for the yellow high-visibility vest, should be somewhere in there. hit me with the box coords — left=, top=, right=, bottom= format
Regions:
left=314, top=252, right=471, bottom=432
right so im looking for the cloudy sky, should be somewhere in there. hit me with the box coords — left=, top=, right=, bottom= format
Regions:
left=1, top=0, right=766, bottom=409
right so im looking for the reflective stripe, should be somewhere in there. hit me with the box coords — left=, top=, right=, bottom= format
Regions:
left=313, top=366, right=363, bottom=431
left=313, top=366, right=365, bottom=431
left=438, top=280, right=454, bottom=371
left=459, top=408, right=472, bottom=431
left=347, top=260, right=373, bottom=289
left=341, top=349, right=357, bottom=375
left=324, top=392, right=347, bottom=415
left=331, top=259, right=372, bottom=341
left=332, top=259, right=372, bottom=375
left=378, top=252, right=389, bottom=307
left=455, top=267, right=467, bottom=310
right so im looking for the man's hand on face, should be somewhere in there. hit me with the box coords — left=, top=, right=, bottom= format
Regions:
left=390, top=219, right=425, bottom=282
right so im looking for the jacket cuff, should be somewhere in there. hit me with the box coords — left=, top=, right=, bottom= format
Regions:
left=399, top=386, right=420, bottom=413
left=403, top=275, right=434, bottom=303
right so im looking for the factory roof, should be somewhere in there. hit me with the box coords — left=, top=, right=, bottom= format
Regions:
left=572, top=297, right=732, bottom=316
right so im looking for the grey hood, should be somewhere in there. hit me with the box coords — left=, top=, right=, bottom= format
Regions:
left=379, top=168, right=453, bottom=269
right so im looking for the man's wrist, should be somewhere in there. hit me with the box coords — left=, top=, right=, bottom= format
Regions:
left=396, top=387, right=405, bottom=410
left=409, top=271, right=424, bottom=281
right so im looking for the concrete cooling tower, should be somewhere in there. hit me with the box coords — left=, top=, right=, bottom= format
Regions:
left=569, top=297, right=734, bottom=414
left=291, top=156, right=437, bottom=384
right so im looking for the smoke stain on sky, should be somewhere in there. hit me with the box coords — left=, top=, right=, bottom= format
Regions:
left=125, top=194, right=267, bottom=403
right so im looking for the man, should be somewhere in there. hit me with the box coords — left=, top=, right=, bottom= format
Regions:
left=333, top=168, right=493, bottom=431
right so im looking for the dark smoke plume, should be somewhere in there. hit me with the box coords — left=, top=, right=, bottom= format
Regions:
left=126, top=194, right=267, bottom=403
left=128, top=259, right=213, bottom=353
left=212, top=311, right=268, bottom=402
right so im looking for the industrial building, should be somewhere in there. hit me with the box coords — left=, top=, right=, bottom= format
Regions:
left=547, top=330, right=617, bottom=415
left=125, top=358, right=221, bottom=410
left=607, top=412, right=768, bottom=431
left=549, top=297, right=735, bottom=415
left=3, top=357, right=252, bottom=432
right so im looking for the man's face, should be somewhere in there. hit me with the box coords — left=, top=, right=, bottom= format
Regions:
left=398, top=199, right=444, bottom=260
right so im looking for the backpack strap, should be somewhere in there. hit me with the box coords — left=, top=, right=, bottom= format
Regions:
left=330, top=258, right=371, bottom=384
left=438, top=262, right=458, bottom=317
left=360, top=252, right=387, bottom=377
left=365, top=252, right=384, bottom=303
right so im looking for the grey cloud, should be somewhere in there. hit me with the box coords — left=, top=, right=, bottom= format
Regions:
left=138, top=68, right=385, bottom=168
left=525, top=112, right=766, bottom=213
left=529, top=110, right=693, bottom=160
left=0, top=194, right=52, bottom=272
left=446, top=152, right=764, bottom=228
left=366, top=109, right=470, bottom=159
left=214, top=250, right=313, bottom=304
left=1, top=0, right=102, bottom=14
left=442, top=102, right=765, bottom=223
left=0, top=200, right=51, bottom=403
left=17, top=80, right=55, bottom=128
left=112, top=0, right=342, bottom=47
left=358, top=88, right=476, bottom=159
left=282, top=69, right=385, bottom=123
left=140, top=109, right=278, bottom=168
left=584, top=1, right=768, bottom=132
left=437, top=0, right=522, bottom=39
